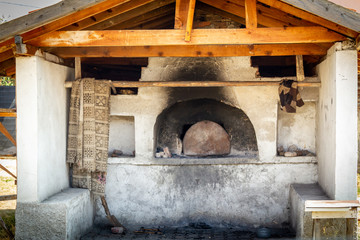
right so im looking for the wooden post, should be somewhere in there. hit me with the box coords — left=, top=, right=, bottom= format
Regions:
left=185, top=0, right=196, bottom=41
left=245, top=0, right=257, bottom=29
left=75, top=57, right=81, bottom=80
left=296, top=55, right=305, bottom=82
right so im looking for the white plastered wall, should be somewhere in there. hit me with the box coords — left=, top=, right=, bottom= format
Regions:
left=16, top=55, right=74, bottom=202
left=316, top=43, right=358, bottom=200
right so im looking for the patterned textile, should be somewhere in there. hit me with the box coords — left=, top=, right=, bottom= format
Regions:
left=67, top=78, right=110, bottom=195
left=278, top=79, right=304, bottom=113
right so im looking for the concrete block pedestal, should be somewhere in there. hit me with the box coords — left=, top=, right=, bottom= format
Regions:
left=15, top=188, right=93, bottom=240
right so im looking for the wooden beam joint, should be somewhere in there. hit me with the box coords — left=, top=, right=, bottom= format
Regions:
left=14, top=35, right=39, bottom=56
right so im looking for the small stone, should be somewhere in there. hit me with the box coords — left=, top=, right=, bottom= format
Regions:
left=163, top=147, right=172, bottom=158
left=111, top=227, right=124, bottom=234
left=278, top=151, right=285, bottom=156
left=287, top=144, right=298, bottom=152
left=284, top=151, right=297, bottom=157
left=155, top=152, right=165, bottom=158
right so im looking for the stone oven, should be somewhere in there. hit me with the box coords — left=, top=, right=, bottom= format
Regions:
left=100, top=57, right=318, bottom=229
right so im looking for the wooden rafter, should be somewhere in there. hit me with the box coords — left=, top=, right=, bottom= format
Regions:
left=185, top=0, right=196, bottom=41
left=199, top=0, right=313, bottom=28
left=245, top=0, right=257, bottom=29
left=45, top=43, right=328, bottom=58
left=0, top=122, right=16, bottom=146
left=61, top=0, right=157, bottom=31
left=106, top=5, right=175, bottom=30
left=28, top=27, right=345, bottom=47
left=196, top=2, right=246, bottom=26
left=88, top=0, right=175, bottom=30
left=0, top=50, right=14, bottom=63
left=257, top=0, right=358, bottom=38
left=175, top=0, right=191, bottom=29
left=130, top=15, right=175, bottom=29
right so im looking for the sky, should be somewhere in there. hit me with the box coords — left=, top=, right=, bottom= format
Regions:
left=0, top=0, right=359, bottom=21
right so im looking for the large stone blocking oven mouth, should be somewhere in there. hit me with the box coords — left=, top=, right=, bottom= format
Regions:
left=154, top=99, right=258, bottom=158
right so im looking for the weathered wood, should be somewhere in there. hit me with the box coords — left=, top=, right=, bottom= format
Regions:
left=312, top=210, right=357, bottom=219
left=185, top=0, right=196, bottom=41
left=0, top=163, right=17, bottom=179
left=106, top=5, right=175, bottom=30
left=65, top=80, right=321, bottom=88
left=0, top=195, right=16, bottom=201
left=75, top=57, right=81, bottom=80
left=88, top=0, right=175, bottom=30
left=356, top=34, right=360, bottom=51
left=0, top=109, right=16, bottom=113
left=296, top=55, right=305, bottom=82
left=27, top=27, right=346, bottom=47
left=0, top=50, right=14, bottom=63
left=48, top=44, right=328, bottom=58
left=196, top=2, right=246, bottom=25
left=245, top=0, right=257, bottom=29
left=0, top=112, right=16, bottom=118
left=100, top=196, right=126, bottom=230
left=305, top=200, right=360, bottom=209
left=0, top=0, right=129, bottom=43
left=277, top=0, right=360, bottom=32
left=0, top=123, right=16, bottom=146
left=61, top=0, right=156, bottom=31
left=0, top=216, right=14, bottom=239
left=175, top=0, right=190, bottom=29
left=257, top=0, right=359, bottom=38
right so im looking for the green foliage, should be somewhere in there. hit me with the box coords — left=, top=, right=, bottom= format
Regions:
left=0, top=210, right=15, bottom=239
left=0, top=77, right=15, bottom=86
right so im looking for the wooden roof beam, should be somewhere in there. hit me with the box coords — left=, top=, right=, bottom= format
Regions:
left=61, top=0, right=157, bottom=31
left=257, top=0, right=358, bottom=38
left=175, top=0, right=191, bottom=29
left=88, top=0, right=175, bottom=30
left=28, top=27, right=346, bottom=47
left=245, top=0, right=257, bottom=29
left=0, top=50, right=14, bottom=63
left=106, top=5, right=175, bottom=30
left=45, top=44, right=329, bottom=58
left=196, top=2, right=246, bottom=26
left=199, top=0, right=311, bottom=28
left=185, top=0, right=196, bottom=41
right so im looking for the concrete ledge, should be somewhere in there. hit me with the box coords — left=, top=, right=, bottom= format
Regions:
left=107, top=156, right=317, bottom=165
left=290, top=183, right=329, bottom=239
left=16, top=188, right=93, bottom=240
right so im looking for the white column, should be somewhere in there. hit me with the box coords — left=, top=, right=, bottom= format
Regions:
left=16, top=55, right=74, bottom=202
left=317, top=42, right=357, bottom=200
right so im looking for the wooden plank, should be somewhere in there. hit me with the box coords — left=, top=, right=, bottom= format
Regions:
left=185, top=0, right=196, bottom=41
left=356, top=34, right=360, bottom=51
left=305, top=200, right=360, bottom=208
left=0, top=109, right=16, bottom=113
left=245, top=0, right=257, bottom=29
left=0, top=0, right=129, bottom=43
left=61, top=0, right=157, bottom=31
left=47, top=44, right=329, bottom=58
left=0, top=113, right=16, bottom=117
left=175, top=0, right=191, bottom=29
left=0, top=122, right=16, bottom=146
left=0, top=50, right=14, bottom=63
left=65, top=80, right=321, bottom=88
left=88, top=0, right=175, bottom=30
left=27, top=27, right=346, bottom=47
left=0, top=163, right=16, bottom=179
left=276, top=0, right=360, bottom=32
left=199, top=0, right=290, bottom=27
left=312, top=210, right=357, bottom=219
left=106, top=5, right=175, bottom=30
left=196, top=2, right=246, bottom=25
left=0, top=195, right=16, bottom=201
left=75, top=57, right=81, bottom=80
left=128, top=14, right=174, bottom=30
left=296, top=55, right=305, bottom=82
left=257, top=0, right=359, bottom=38
left=5, top=65, right=15, bottom=77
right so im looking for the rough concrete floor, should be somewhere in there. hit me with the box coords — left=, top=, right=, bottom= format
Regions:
left=81, top=226, right=296, bottom=240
